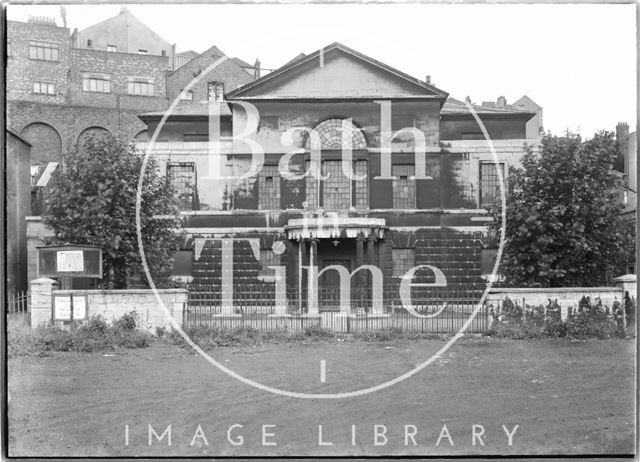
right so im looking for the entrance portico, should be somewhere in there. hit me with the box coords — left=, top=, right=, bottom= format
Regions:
left=285, top=217, right=387, bottom=315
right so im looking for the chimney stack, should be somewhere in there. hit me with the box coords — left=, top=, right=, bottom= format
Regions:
left=425, top=75, right=431, bottom=85
left=254, top=59, right=261, bottom=80
left=464, top=96, right=472, bottom=105
left=496, top=96, right=507, bottom=108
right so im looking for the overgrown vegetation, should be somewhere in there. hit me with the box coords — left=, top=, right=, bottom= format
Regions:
left=486, top=296, right=635, bottom=339
left=489, top=132, right=635, bottom=287
left=8, top=312, right=153, bottom=357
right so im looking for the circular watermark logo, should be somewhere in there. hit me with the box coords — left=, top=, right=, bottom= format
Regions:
left=135, top=55, right=506, bottom=399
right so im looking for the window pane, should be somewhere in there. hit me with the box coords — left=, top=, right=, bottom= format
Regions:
left=354, top=160, right=368, bottom=209
left=167, top=163, right=196, bottom=211
left=33, top=82, right=39, bottom=93
left=479, top=163, right=505, bottom=209
left=392, top=165, right=416, bottom=209
left=259, top=166, right=280, bottom=210
left=322, top=160, right=351, bottom=210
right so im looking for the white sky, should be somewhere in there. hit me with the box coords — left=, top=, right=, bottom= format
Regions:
left=7, top=3, right=637, bottom=137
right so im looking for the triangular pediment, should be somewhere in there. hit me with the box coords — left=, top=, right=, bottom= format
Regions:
left=227, top=43, right=448, bottom=100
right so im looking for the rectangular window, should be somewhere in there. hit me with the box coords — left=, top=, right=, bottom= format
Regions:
left=479, top=162, right=505, bottom=209
left=208, top=81, right=224, bottom=102
left=392, top=248, right=415, bottom=277
left=106, top=45, right=117, bottom=52
left=87, top=39, right=92, bottom=47
left=127, top=80, right=154, bottom=96
left=82, top=74, right=111, bottom=93
left=259, top=249, right=280, bottom=277
left=305, top=160, right=368, bottom=210
left=321, top=160, right=351, bottom=210
left=33, top=82, right=55, bottom=95
left=259, top=166, right=281, bottom=210
left=392, top=164, right=416, bottom=209
left=138, top=49, right=148, bottom=55
left=28, top=41, right=59, bottom=61
left=161, top=50, right=166, bottom=56
left=305, top=160, right=319, bottom=210
left=353, top=160, right=369, bottom=209
left=179, top=89, right=193, bottom=101
left=167, top=162, right=196, bottom=211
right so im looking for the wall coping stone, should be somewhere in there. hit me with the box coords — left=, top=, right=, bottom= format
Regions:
left=53, top=289, right=187, bottom=295
left=488, top=287, right=620, bottom=294
left=613, top=274, right=637, bottom=283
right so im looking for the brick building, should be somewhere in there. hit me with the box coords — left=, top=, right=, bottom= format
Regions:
left=8, top=11, right=257, bottom=285
left=73, top=7, right=176, bottom=69
left=138, top=42, right=538, bottom=313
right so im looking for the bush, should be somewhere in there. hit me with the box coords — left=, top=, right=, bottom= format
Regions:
left=7, top=313, right=153, bottom=356
left=487, top=297, right=625, bottom=340
left=112, top=311, right=138, bottom=331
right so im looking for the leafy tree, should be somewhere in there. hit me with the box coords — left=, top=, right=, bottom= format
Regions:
left=44, top=136, right=184, bottom=289
left=490, top=131, right=635, bottom=287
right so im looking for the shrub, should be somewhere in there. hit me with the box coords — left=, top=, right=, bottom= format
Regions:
left=487, top=297, right=624, bottom=340
left=7, top=313, right=153, bottom=356
left=112, top=311, right=138, bottom=331
left=302, top=324, right=334, bottom=340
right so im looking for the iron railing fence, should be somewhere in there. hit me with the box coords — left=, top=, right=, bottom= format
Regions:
left=185, top=284, right=489, bottom=333
left=7, top=291, right=29, bottom=314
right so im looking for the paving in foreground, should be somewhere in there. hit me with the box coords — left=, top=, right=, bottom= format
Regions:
left=8, top=337, right=636, bottom=457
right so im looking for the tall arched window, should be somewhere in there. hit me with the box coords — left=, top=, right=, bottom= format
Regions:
left=306, top=118, right=367, bottom=150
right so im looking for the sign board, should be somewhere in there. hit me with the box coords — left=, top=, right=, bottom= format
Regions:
left=56, top=251, right=84, bottom=272
left=37, top=245, right=102, bottom=279
left=53, top=294, right=88, bottom=321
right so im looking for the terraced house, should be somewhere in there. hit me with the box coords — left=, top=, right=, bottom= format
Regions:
left=139, top=42, right=540, bottom=314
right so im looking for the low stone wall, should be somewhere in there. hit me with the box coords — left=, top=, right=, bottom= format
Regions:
left=30, top=278, right=187, bottom=332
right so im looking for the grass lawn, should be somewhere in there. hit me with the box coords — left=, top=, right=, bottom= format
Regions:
left=7, top=336, right=635, bottom=457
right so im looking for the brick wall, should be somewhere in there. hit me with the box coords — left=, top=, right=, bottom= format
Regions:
left=189, top=228, right=482, bottom=290
left=7, top=20, right=71, bottom=105
left=8, top=100, right=151, bottom=156
left=69, top=48, right=168, bottom=110
left=7, top=19, right=169, bottom=163
left=76, top=8, right=175, bottom=68
left=166, top=45, right=254, bottom=106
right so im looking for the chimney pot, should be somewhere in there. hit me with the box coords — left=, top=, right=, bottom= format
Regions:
left=425, top=75, right=431, bottom=84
